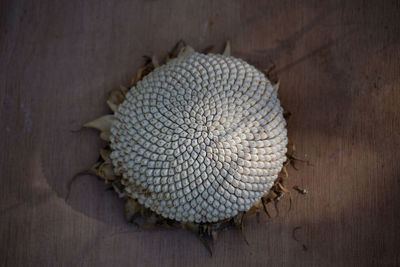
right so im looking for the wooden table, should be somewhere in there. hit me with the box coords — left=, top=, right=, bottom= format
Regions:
left=1, top=0, right=399, bottom=266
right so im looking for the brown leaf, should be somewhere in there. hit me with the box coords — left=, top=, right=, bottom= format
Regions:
left=265, top=191, right=278, bottom=200
left=262, top=63, right=279, bottom=84
left=131, top=64, right=154, bottom=86
left=165, top=56, right=172, bottom=63
left=202, top=45, right=214, bottom=54
left=272, top=81, right=280, bottom=92
left=83, top=114, right=114, bottom=141
left=232, top=212, right=249, bottom=245
left=261, top=198, right=271, bottom=218
left=131, top=67, right=144, bottom=86
left=262, top=63, right=276, bottom=76
left=120, top=85, right=128, bottom=94
left=96, top=162, right=116, bottom=181
left=107, top=89, right=126, bottom=112
left=99, top=148, right=111, bottom=163
left=283, top=110, right=292, bottom=120
left=112, top=182, right=126, bottom=198
left=177, top=46, right=195, bottom=58
left=152, top=55, right=160, bottom=68
left=277, top=183, right=290, bottom=193
left=232, top=212, right=244, bottom=228
left=125, top=198, right=141, bottom=221
left=279, top=166, right=289, bottom=178
left=99, top=131, right=110, bottom=142
left=223, top=40, right=231, bottom=56
left=168, top=40, right=186, bottom=59
left=211, top=229, right=218, bottom=242
left=144, top=215, right=159, bottom=228
left=185, top=222, right=199, bottom=233
left=247, top=200, right=263, bottom=214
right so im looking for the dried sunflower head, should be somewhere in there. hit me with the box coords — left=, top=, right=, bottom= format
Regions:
left=83, top=43, right=288, bottom=233
left=109, top=50, right=287, bottom=224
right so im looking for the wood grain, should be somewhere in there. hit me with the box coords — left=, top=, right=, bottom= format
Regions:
left=1, top=0, right=399, bottom=266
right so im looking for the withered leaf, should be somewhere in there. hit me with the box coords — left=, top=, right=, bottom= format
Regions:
left=177, top=46, right=195, bottom=58
left=277, top=183, right=290, bottom=193
left=185, top=222, right=199, bottom=233
left=125, top=198, right=141, bottom=221
left=99, top=148, right=111, bottom=163
left=265, top=191, right=278, bottom=200
left=107, top=89, right=126, bottom=112
left=120, top=85, right=128, bottom=94
left=96, top=162, right=116, bottom=181
left=272, top=81, right=280, bottom=92
left=262, top=63, right=276, bottom=76
left=83, top=114, right=114, bottom=141
left=283, top=110, right=292, bottom=120
left=112, top=182, right=126, bottom=198
left=143, top=215, right=159, bottom=228
left=152, top=55, right=160, bottom=68
left=223, top=40, right=231, bottom=56
left=131, top=64, right=154, bottom=86
left=279, top=166, right=288, bottom=178
left=211, top=229, right=218, bottom=241
left=246, top=200, right=263, bottom=215
left=168, top=40, right=186, bottom=59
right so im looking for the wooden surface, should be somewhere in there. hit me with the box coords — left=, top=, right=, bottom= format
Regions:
left=1, top=0, right=399, bottom=266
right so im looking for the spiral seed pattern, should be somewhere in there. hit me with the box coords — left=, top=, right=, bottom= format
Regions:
left=109, top=52, right=288, bottom=223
